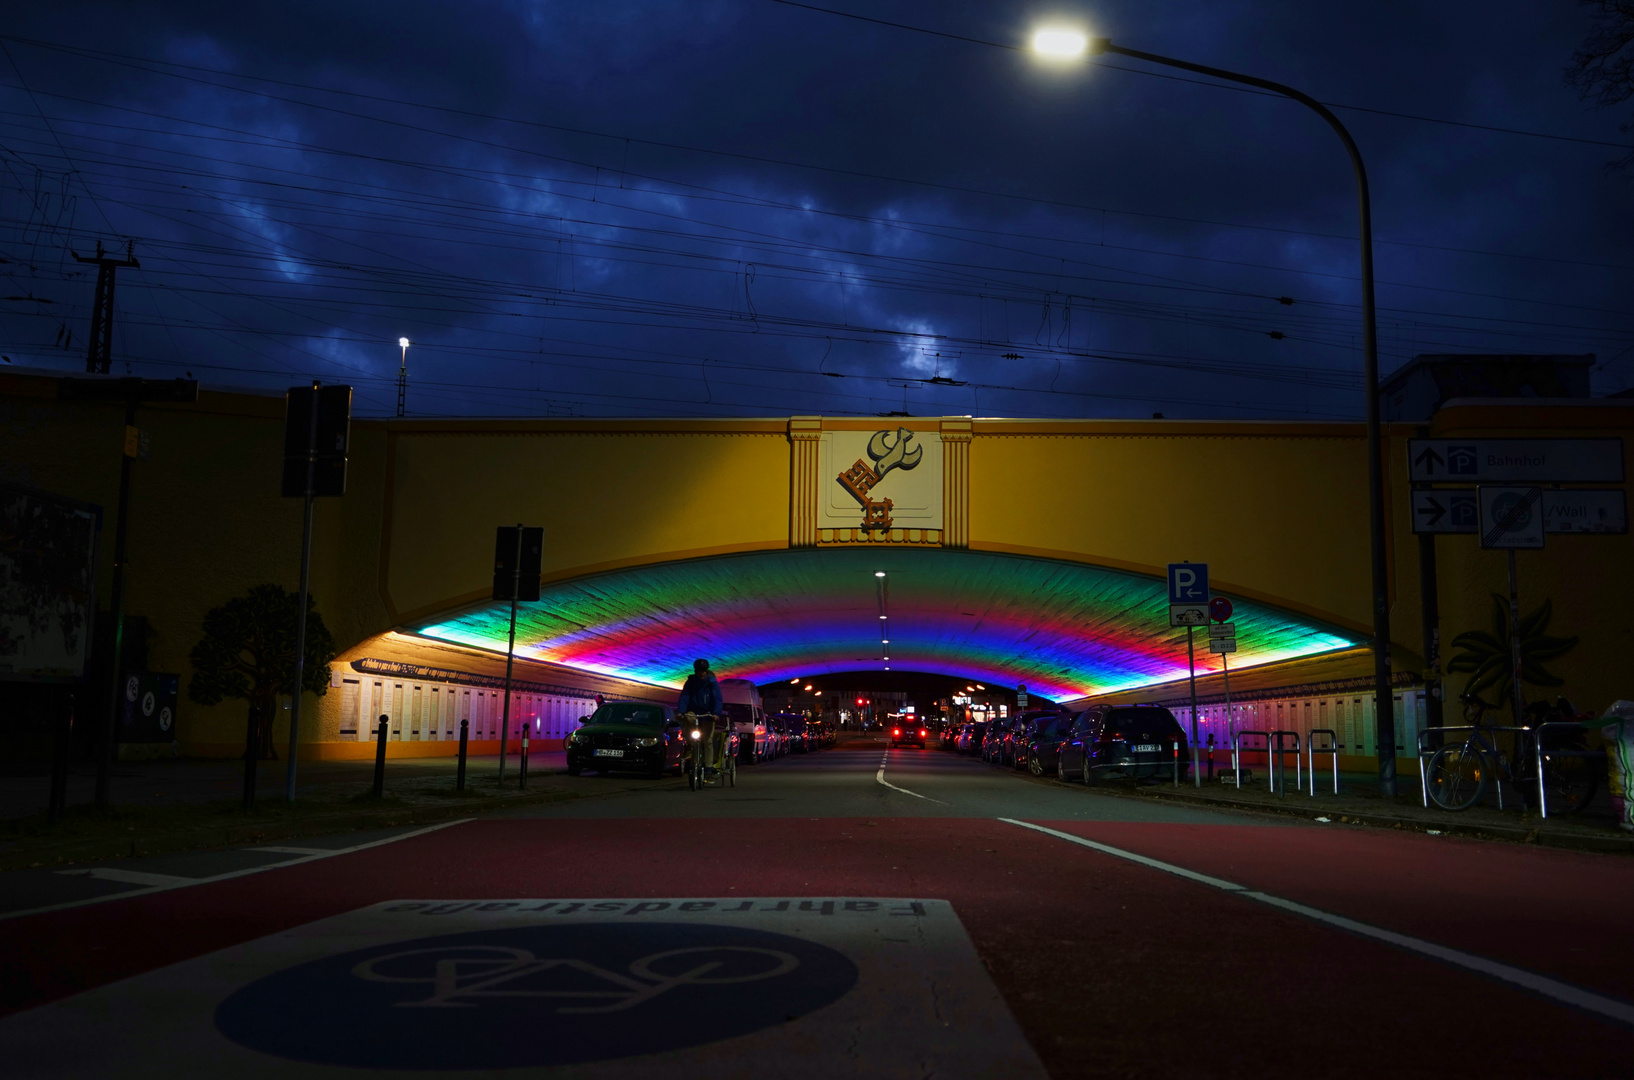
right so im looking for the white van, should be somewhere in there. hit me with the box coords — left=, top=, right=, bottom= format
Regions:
left=717, top=677, right=766, bottom=762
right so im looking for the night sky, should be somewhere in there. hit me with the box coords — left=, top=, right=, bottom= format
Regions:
left=2, top=1, right=1630, bottom=420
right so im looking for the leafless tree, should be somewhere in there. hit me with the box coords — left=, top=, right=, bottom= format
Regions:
left=1566, top=1, right=1634, bottom=170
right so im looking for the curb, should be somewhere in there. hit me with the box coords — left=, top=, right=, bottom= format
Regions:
left=0, top=776, right=688, bottom=872
left=1075, top=778, right=1634, bottom=856
left=992, top=758, right=1634, bottom=856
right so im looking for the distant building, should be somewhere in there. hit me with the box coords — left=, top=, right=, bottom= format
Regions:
left=1379, top=354, right=1594, bottom=421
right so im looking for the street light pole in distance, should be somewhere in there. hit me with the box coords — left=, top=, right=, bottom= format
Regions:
left=396, top=337, right=410, bottom=418
left=1031, top=27, right=1397, bottom=795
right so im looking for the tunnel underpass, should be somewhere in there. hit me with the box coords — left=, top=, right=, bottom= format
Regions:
left=408, top=547, right=1359, bottom=702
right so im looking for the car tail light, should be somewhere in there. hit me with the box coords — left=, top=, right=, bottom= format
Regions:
left=919, top=729, right=927, bottom=738
left=893, top=728, right=901, bottom=737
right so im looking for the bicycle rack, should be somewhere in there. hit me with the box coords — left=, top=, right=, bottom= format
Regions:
left=1533, top=720, right=1607, bottom=820
left=1231, top=730, right=1270, bottom=790
left=1306, top=728, right=1340, bottom=796
left=1415, top=725, right=1535, bottom=810
left=1269, top=730, right=1301, bottom=797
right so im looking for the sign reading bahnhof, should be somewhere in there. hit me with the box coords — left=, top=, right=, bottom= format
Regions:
left=0, top=898, right=1047, bottom=1078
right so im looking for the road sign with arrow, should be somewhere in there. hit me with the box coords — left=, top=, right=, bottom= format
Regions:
left=1412, top=488, right=1625, bottom=535
left=1407, top=438, right=1623, bottom=483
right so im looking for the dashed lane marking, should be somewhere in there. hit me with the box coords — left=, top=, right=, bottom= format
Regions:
left=1000, top=817, right=1634, bottom=1030
left=1, top=819, right=470, bottom=922
left=875, top=749, right=949, bottom=804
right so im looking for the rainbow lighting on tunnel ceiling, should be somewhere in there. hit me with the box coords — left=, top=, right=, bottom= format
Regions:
left=414, top=549, right=1358, bottom=700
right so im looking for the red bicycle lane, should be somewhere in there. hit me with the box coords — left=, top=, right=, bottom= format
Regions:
left=4, top=816, right=1630, bottom=1078
left=1029, top=818, right=1634, bottom=1003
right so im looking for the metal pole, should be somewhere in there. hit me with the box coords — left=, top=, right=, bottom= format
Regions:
left=372, top=714, right=388, bottom=797
left=457, top=718, right=469, bottom=791
left=1096, top=40, right=1395, bottom=795
left=1221, top=649, right=1233, bottom=747
left=48, top=690, right=73, bottom=824
left=242, top=699, right=260, bottom=810
left=96, top=396, right=138, bottom=810
left=1418, top=521, right=1444, bottom=732
left=285, top=382, right=320, bottom=802
left=1507, top=549, right=1524, bottom=727
left=497, top=524, right=521, bottom=782
left=1187, top=624, right=1199, bottom=787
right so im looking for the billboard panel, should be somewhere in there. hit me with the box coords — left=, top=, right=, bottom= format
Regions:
left=0, top=484, right=100, bottom=682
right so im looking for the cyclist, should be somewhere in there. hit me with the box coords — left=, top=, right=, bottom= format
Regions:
left=677, top=659, right=726, bottom=772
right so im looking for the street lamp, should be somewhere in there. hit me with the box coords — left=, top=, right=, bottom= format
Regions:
left=396, top=337, right=411, bottom=418
left=1032, top=29, right=1396, bottom=795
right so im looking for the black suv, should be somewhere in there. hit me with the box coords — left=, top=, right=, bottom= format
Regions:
left=890, top=719, right=927, bottom=748
left=1055, top=705, right=1188, bottom=783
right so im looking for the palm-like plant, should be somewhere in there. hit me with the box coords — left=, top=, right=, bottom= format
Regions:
left=1446, top=594, right=1578, bottom=709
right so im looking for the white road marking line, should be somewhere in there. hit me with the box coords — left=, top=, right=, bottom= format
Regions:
left=2, top=819, right=470, bottom=922
left=246, top=845, right=332, bottom=855
left=55, top=867, right=197, bottom=888
left=999, top=818, right=1634, bottom=1029
left=876, top=751, right=949, bottom=804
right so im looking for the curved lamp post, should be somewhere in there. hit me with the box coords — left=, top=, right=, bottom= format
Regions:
left=1034, top=28, right=1396, bottom=794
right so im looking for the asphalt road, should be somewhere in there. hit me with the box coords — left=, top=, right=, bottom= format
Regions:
left=2, top=736, right=1631, bottom=1078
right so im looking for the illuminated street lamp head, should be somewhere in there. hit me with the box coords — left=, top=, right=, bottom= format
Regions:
left=874, top=571, right=886, bottom=578
left=1031, top=27, right=1089, bottom=58
left=398, top=337, right=410, bottom=349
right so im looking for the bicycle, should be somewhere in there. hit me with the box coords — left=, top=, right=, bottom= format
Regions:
left=1425, top=694, right=1596, bottom=813
left=681, top=714, right=736, bottom=791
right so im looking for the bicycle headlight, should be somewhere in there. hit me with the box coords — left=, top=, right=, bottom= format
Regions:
left=690, top=729, right=701, bottom=740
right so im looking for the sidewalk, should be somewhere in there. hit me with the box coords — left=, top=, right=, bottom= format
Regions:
left=1076, top=761, right=1633, bottom=855
left=0, top=753, right=568, bottom=821
left=0, top=752, right=650, bottom=872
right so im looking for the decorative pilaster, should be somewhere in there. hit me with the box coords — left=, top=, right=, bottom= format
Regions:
left=788, top=416, right=823, bottom=547
left=940, top=417, right=971, bottom=549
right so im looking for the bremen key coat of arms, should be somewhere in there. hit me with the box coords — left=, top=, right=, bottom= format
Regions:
left=836, top=427, right=923, bottom=532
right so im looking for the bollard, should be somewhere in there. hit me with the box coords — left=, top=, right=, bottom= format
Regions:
left=372, top=714, right=388, bottom=798
left=519, top=728, right=529, bottom=789
left=1173, top=738, right=1180, bottom=788
left=457, top=718, right=469, bottom=791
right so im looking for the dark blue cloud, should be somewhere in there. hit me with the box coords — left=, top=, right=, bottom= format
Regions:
left=1, top=0, right=1629, bottom=418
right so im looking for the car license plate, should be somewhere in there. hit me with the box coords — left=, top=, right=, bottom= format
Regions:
left=593, top=748, right=624, bottom=758
left=1132, top=744, right=1160, bottom=753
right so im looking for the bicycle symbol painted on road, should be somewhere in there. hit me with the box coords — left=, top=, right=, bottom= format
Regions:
left=216, top=921, right=858, bottom=1069
left=352, top=944, right=800, bottom=1013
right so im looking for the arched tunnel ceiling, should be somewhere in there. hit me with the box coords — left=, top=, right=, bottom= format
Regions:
left=413, top=549, right=1359, bottom=701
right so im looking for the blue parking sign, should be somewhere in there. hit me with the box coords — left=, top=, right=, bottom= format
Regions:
left=1167, top=563, right=1208, bottom=604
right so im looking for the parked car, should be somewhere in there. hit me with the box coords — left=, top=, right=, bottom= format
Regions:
left=937, top=719, right=960, bottom=751
left=565, top=701, right=684, bottom=777
left=1009, top=710, right=1068, bottom=771
left=982, top=717, right=1013, bottom=764
left=958, top=720, right=988, bottom=755
left=719, top=677, right=767, bottom=763
left=1056, top=704, right=1189, bottom=783
left=1022, top=712, right=1076, bottom=776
